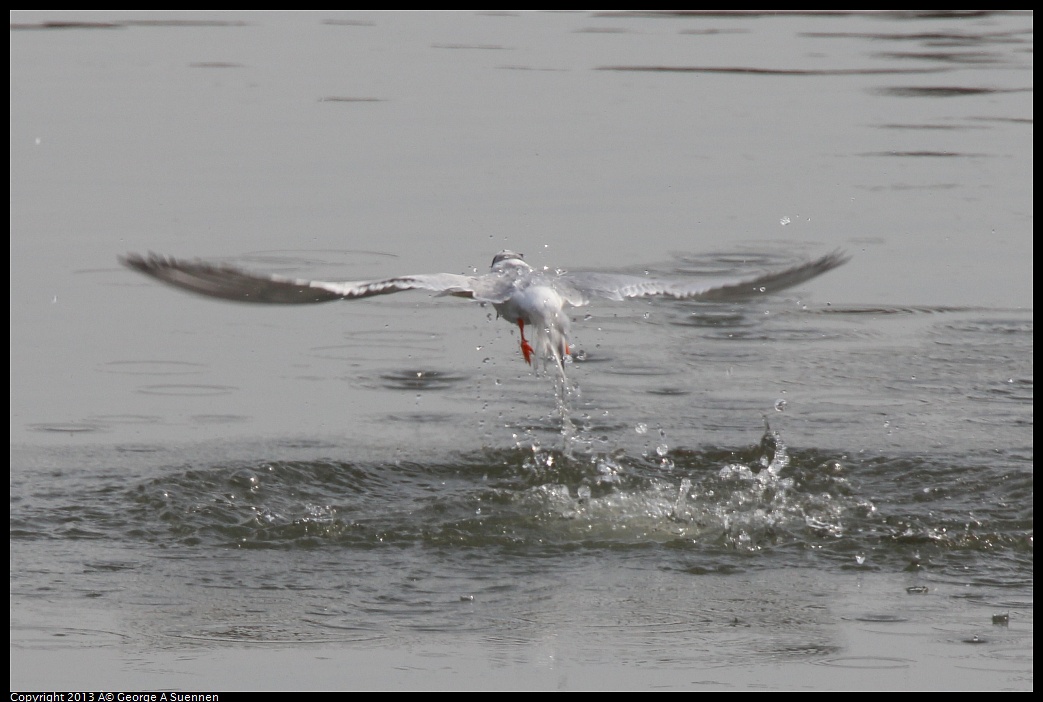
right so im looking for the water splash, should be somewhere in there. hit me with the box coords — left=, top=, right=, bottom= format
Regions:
left=503, top=419, right=868, bottom=553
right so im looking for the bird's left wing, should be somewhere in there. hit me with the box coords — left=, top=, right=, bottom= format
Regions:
left=554, top=251, right=849, bottom=305
left=120, top=253, right=477, bottom=304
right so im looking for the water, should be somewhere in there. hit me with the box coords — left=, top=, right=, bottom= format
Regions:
left=10, top=11, right=1032, bottom=690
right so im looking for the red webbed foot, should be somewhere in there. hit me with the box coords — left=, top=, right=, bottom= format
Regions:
left=517, top=320, right=534, bottom=365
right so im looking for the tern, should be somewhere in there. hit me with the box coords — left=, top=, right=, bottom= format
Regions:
left=120, top=249, right=848, bottom=375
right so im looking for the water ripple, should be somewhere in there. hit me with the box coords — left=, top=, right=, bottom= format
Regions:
left=11, top=426, right=1023, bottom=582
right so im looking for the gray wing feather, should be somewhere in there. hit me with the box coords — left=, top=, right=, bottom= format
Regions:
left=120, top=253, right=476, bottom=304
left=556, top=251, right=848, bottom=305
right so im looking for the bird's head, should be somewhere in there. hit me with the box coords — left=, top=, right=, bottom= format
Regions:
left=491, top=250, right=530, bottom=272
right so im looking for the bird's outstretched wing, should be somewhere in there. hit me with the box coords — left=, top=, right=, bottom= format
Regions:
left=554, top=251, right=849, bottom=305
left=119, top=253, right=477, bottom=304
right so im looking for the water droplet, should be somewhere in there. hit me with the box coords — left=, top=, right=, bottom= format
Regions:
left=635, top=423, right=648, bottom=434
left=780, top=216, right=791, bottom=226
left=774, top=399, right=787, bottom=412
left=855, top=552, right=866, bottom=565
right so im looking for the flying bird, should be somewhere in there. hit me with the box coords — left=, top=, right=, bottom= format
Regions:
left=120, top=249, right=848, bottom=375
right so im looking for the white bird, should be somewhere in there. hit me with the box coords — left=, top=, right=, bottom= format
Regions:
left=120, top=249, right=848, bottom=375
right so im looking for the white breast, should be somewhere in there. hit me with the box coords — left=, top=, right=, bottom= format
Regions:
left=495, top=285, right=563, bottom=326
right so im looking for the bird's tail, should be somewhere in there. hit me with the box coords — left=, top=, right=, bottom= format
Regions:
left=531, top=311, right=571, bottom=377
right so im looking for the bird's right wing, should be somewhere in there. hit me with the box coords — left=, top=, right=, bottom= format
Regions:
left=120, top=253, right=478, bottom=304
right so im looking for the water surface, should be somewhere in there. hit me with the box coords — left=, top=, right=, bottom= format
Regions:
left=10, top=10, right=1032, bottom=690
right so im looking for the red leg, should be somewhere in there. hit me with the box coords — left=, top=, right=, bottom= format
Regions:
left=517, top=319, right=534, bottom=364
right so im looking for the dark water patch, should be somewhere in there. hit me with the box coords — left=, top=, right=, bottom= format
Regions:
left=271, top=438, right=340, bottom=450
left=861, top=150, right=985, bottom=158
left=972, top=379, right=1032, bottom=404
left=971, top=115, right=1033, bottom=125
left=594, top=10, right=1007, bottom=19
left=802, top=27, right=1033, bottom=44
left=666, top=309, right=751, bottom=328
left=773, top=643, right=843, bottom=658
left=365, top=369, right=469, bottom=391
left=10, top=21, right=123, bottom=31
left=385, top=412, right=460, bottom=423
left=679, top=28, right=749, bottom=36
left=877, top=85, right=1028, bottom=98
left=851, top=613, right=909, bottom=623
left=931, top=316, right=1032, bottom=336
left=27, top=422, right=106, bottom=434
left=872, top=50, right=1004, bottom=64
left=175, top=625, right=361, bottom=644
left=646, top=387, right=690, bottom=397
left=115, top=444, right=165, bottom=453
left=83, top=560, right=140, bottom=573
left=189, top=414, right=249, bottom=425
left=598, top=65, right=947, bottom=76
